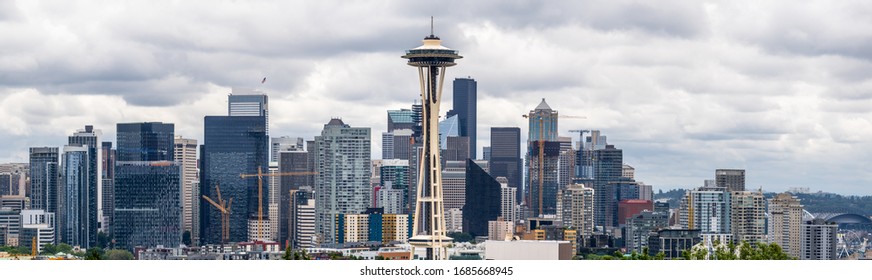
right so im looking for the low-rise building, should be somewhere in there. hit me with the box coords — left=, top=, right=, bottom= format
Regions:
left=484, top=240, right=573, bottom=260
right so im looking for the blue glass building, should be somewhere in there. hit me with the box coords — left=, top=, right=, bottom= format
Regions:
left=114, top=122, right=181, bottom=250
left=200, top=116, right=268, bottom=244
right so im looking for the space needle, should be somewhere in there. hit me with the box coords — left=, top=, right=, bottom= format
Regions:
left=402, top=18, right=462, bottom=260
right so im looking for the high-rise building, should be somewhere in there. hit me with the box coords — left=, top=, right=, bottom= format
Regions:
left=622, top=164, right=635, bottom=180
left=20, top=209, right=56, bottom=253
left=527, top=99, right=559, bottom=143
left=557, top=141, right=576, bottom=190
left=617, top=200, right=653, bottom=226
left=443, top=136, right=470, bottom=164
left=768, top=192, right=803, bottom=259
left=387, top=108, right=417, bottom=133
left=403, top=27, right=461, bottom=260
left=625, top=210, right=668, bottom=254
left=0, top=164, right=26, bottom=197
left=114, top=122, right=181, bottom=250
left=489, top=127, right=522, bottom=202
left=314, top=118, right=371, bottom=245
left=730, top=190, right=766, bottom=244
left=441, top=161, right=466, bottom=211
left=463, top=159, right=500, bottom=237
left=800, top=219, right=837, bottom=260
left=448, top=77, right=477, bottom=159
left=716, top=169, right=745, bottom=192
left=382, top=129, right=413, bottom=161
left=438, top=115, right=460, bottom=151
left=592, top=144, right=623, bottom=228
left=496, top=177, right=518, bottom=225
left=379, top=159, right=409, bottom=213
left=678, top=187, right=731, bottom=234
left=271, top=136, right=304, bottom=162
left=289, top=187, right=315, bottom=249
left=100, top=142, right=115, bottom=234
left=174, top=136, right=198, bottom=245
left=557, top=184, right=595, bottom=236
left=200, top=116, right=268, bottom=244
left=59, top=145, right=93, bottom=248
left=278, top=150, right=309, bottom=246
left=488, top=220, right=514, bottom=241
left=529, top=141, right=560, bottom=218
left=27, top=147, right=60, bottom=210
left=228, top=88, right=269, bottom=133
left=67, top=126, right=101, bottom=244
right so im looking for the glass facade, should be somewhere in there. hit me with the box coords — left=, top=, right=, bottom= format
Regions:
left=114, top=122, right=181, bottom=250
left=114, top=162, right=181, bottom=250
left=529, top=141, right=561, bottom=217
left=200, top=116, right=268, bottom=244
left=29, top=147, right=59, bottom=213
left=463, top=159, right=501, bottom=237
left=60, top=145, right=92, bottom=248
left=489, top=127, right=522, bottom=202
left=450, top=77, right=477, bottom=159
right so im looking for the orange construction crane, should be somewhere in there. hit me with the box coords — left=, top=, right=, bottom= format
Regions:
left=202, top=184, right=232, bottom=244
left=523, top=114, right=587, bottom=216
left=240, top=167, right=316, bottom=241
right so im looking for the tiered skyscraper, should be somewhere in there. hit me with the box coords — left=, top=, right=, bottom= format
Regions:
left=527, top=99, right=560, bottom=218
left=402, top=21, right=461, bottom=260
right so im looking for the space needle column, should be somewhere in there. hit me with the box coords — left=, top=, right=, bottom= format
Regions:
left=402, top=20, right=462, bottom=260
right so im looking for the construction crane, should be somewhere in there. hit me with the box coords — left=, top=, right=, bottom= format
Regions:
left=202, top=184, right=232, bottom=244
left=522, top=114, right=587, bottom=216
left=240, top=166, right=317, bottom=241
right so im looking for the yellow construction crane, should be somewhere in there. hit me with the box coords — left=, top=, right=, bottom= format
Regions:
left=202, top=184, right=232, bottom=244
left=523, top=114, right=587, bottom=216
left=240, top=167, right=316, bottom=241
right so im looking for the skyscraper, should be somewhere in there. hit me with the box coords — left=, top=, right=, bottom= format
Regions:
left=441, top=161, right=466, bottom=211
left=28, top=147, right=59, bottom=212
left=174, top=136, right=198, bottom=244
left=100, top=142, right=115, bottom=234
left=278, top=150, right=309, bottom=246
left=387, top=108, right=416, bottom=132
left=114, top=122, right=181, bottom=250
left=271, top=136, right=304, bottom=162
left=228, top=88, right=269, bottom=134
left=557, top=184, right=595, bottom=236
left=403, top=24, right=461, bottom=260
left=716, top=169, right=745, bottom=192
left=489, top=127, right=522, bottom=202
left=801, top=219, right=837, bottom=260
left=200, top=116, right=268, bottom=244
left=463, top=159, right=500, bottom=237
left=67, top=125, right=101, bottom=246
left=314, top=118, right=371, bottom=245
left=59, top=145, right=92, bottom=248
left=497, top=177, right=518, bottom=225
left=529, top=141, right=560, bottom=217
left=448, top=77, right=477, bottom=159
left=768, top=192, right=803, bottom=259
left=380, top=159, right=410, bottom=212
left=592, top=144, right=624, bottom=228
left=678, top=187, right=731, bottom=234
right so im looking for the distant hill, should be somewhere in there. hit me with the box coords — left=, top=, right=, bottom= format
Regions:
left=654, top=189, right=872, bottom=217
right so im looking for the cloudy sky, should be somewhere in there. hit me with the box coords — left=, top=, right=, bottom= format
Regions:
left=1, top=1, right=871, bottom=195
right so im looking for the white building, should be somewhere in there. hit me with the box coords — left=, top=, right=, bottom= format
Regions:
left=174, top=136, right=198, bottom=244
left=557, top=184, right=594, bottom=236
left=487, top=220, right=514, bottom=241
left=484, top=240, right=573, bottom=260
left=446, top=208, right=463, bottom=233
left=497, top=177, right=518, bottom=224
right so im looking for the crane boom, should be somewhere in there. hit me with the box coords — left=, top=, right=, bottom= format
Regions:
left=239, top=167, right=317, bottom=242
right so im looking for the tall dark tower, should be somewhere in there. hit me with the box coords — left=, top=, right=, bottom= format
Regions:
left=402, top=18, right=462, bottom=260
left=448, top=77, right=477, bottom=159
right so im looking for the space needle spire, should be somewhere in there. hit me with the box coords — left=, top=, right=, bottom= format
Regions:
left=402, top=18, right=462, bottom=260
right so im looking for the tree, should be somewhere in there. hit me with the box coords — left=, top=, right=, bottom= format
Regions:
left=182, top=231, right=192, bottom=246
left=103, top=249, right=134, bottom=260
left=97, top=232, right=111, bottom=249
left=447, top=232, right=474, bottom=243
left=85, top=247, right=104, bottom=260
left=282, top=246, right=292, bottom=260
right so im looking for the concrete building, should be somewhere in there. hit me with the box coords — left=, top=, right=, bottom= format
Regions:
left=618, top=200, right=653, bottom=226
left=376, top=183, right=405, bottom=215
left=557, top=184, right=595, bottom=236
left=100, top=142, right=116, bottom=235
left=730, top=190, right=766, bottom=244
left=446, top=208, right=463, bottom=233
left=174, top=136, right=198, bottom=245
left=29, top=147, right=59, bottom=212
left=622, top=164, right=635, bottom=180
left=379, top=159, right=409, bottom=213
left=768, top=192, right=803, bottom=259
left=488, top=220, right=514, bottom=241
left=278, top=150, right=310, bottom=246
left=270, top=136, right=304, bottom=162
left=314, top=119, right=371, bottom=244
left=291, top=188, right=316, bottom=249
left=441, top=161, right=466, bottom=210
left=716, top=169, right=745, bottom=192
left=800, top=219, right=837, bottom=260
left=497, top=177, right=517, bottom=225
left=484, top=240, right=573, bottom=260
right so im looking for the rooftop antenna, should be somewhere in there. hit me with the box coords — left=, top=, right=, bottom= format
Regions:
left=430, top=16, right=434, bottom=36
